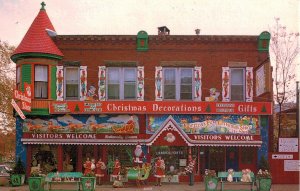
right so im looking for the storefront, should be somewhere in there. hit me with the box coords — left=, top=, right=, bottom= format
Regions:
left=18, top=101, right=272, bottom=181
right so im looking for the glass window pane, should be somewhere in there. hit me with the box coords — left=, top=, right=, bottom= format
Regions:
left=181, top=69, right=192, bottom=84
left=65, top=68, right=78, bottom=83
left=108, top=84, right=120, bottom=99
left=124, top=84, right=136, bottom=99
left=124, top=69, right=136, bottom=82
left=164, top=85, right=176, bottom=99
left=231, top=85, right=244, bottom=101
left=108, top=68, right=120, bottom=83
left=180, top=85, right=192, bottom=100
left=16, top=67, right=21, bottom=83
left=35, top=65, right=48, bottom=81
left=34, top=81, right=48, bottom=98
left=66, top=84, right=78, bottom=98
left=164, top=69, right=176, bottom=84
left=231, top=69, right=244, bottom=85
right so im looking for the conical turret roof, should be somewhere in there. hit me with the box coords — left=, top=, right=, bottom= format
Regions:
left=11, top=2, right=63, bottom=62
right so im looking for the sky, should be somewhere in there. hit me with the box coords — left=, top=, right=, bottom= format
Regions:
left=0, top=0, right=299, bottom=79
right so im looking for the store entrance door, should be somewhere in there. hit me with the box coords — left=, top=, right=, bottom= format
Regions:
left=208, top=147, right=225, bottom=172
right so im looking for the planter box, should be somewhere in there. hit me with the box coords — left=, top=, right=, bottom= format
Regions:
left=10, top=174, right=25, bottom=187
left=204, top=177, right=218, bottom=191
left=256, top=178, right=272, bottom=191
left=81, top=177, right=96, bottom=191
left=28, top=176, right=45, bottom=191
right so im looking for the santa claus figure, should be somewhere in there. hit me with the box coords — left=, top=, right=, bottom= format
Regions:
left=83, top=158, right=92, bottom=175
left=134, top=143, right=143, bottom=163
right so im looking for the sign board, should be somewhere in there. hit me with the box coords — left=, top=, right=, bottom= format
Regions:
left=11, top=99, right=26, bottom=119
left=272, top=154, right=293, bottom=159
left=13, top=83, right=32, bottom=112
left=279, top=138, right=299, bottom=152
left=256, top=65, right=266, bottom=96
left=50, top=101, right=272, bottom=115
left=284, top=160, right=300, bottom=171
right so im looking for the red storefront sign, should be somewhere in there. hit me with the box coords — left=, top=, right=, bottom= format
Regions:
left=49, top=101, right=272, bottom=115
left=13, top=83, right=32, bottom=112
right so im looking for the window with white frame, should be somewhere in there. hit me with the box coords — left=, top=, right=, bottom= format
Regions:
left=16, top=66, right=21, bottom=90
left=65, top=67, right=79, bottom=100
left=34, top=65, right=48, bottom=99
left=163, top=68, right=193, bottom=100
left=230, top=68, right=245, bottom=101
left=107, top=67, right=136, bottom=100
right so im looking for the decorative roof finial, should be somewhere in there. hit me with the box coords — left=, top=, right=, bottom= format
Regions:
left=41, top=2, right=46, bottom=10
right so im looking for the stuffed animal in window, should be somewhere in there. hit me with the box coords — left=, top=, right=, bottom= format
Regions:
left=227, top=168, right=234, bottom=182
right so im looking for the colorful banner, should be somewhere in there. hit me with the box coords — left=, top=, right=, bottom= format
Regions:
left=23, top=114, right=139, bottom=134
left=49, top=101, right=272, bottom=115
left=147, top=114, right=260, bottom=135
left=14, top=83, right=32, bottom=112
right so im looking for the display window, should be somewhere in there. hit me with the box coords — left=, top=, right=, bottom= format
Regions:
left=150, top=146, right=198, bottom=175
left=31, top=145, right=57, bottom=174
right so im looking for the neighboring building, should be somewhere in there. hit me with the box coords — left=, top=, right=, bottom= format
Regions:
left=11, top=3, right=273, bottom=182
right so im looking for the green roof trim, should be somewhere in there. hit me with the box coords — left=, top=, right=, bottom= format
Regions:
left=11, top=52, right=63, bottom=63
left=23, top=108, right=49, bottom=116
left=258, top=31, right=271, bottom=52
left=137, top=30, right=149, bottom=52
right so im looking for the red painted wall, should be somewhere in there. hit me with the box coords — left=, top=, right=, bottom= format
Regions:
left=269, top=152, right=299, bottom=184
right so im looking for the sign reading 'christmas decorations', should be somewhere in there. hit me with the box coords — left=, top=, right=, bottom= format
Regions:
left=13, top=83, right=32, bottom=112
left=49, top=101, right=272, bottom=115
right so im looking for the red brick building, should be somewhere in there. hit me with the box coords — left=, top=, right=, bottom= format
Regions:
left=11, top=3, right=273, bottom=182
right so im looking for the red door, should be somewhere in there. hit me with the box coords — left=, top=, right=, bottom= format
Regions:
left=238, top=147, right=257, bottom=172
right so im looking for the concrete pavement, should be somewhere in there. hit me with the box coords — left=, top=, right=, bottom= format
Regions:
left=0, top=182, right=299, bottom=191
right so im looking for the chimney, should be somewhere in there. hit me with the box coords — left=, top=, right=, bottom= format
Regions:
left=195, top=29, right=200, bottom=35
left=158, top=26, right=170, bottom=36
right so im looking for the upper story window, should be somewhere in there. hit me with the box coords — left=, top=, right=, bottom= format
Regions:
left=163, top=68, right=193, bottom=100
left=65, top=67, right=79, bottom=100
left=34, top=65, right=48, bottom=99
left=230, top=68, right=245, bottom=101
left=16, top=66, right=21, bottom=90
left=107, top=67, right=136, bottom=100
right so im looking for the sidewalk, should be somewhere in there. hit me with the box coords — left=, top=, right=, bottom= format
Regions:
left=0, top=182, right=299, bottom=191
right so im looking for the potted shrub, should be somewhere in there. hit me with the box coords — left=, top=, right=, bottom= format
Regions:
left=81, top=172, right=96, bottom=191
left=256, top=156, right=272, bottom=191
left=10, top=157, right=26, bottom=187
left=204, top=169, right=218, bottom=191
left=28, top=168, right=45, bottom=191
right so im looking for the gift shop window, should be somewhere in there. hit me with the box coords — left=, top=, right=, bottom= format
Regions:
left=150, top=146, right=198, bottom=175
left=163, top=68, right=193, bottom=100
left=16, top=66, right=21, bottom=90
left=107, top=67, right=136, bottom=100
left=106, top=145, right=135, bottom=174
left=65, top=67, right=79, bottom=100
left=230, top=68, right=245, bottom=101
left=34, top=65, right=48, bottom=99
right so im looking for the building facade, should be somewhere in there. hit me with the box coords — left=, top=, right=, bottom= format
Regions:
left=11, top=4, right=273, bottom=182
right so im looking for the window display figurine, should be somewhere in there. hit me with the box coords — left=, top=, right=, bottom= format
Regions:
left=111, top=158, right=121, bottom=179
left=83, top=157, right=92, bottom=176
left=154, top=156, right=165, bottom=186
left=95, top=158, right=106, bottom=185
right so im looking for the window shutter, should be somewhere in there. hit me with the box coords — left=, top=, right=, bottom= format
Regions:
left=194, top=66, right=202, bottom=101
left=246, top=67, right=253, bottom=102
left=155, top=66, right=163, bottom=101
left=56, top=66, right=64, bottom=101
left=222, top=67, right=230, bottom=102
left=80, top=66, right=87, bottom=101
left=98, top=66, right=106, bottom=101
left=137, top=66, right=144, bottom=101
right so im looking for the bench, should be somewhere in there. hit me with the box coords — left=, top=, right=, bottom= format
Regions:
left=45, top=172, right=83, bottom=191
left=218, top=171, right=255, bottom=191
